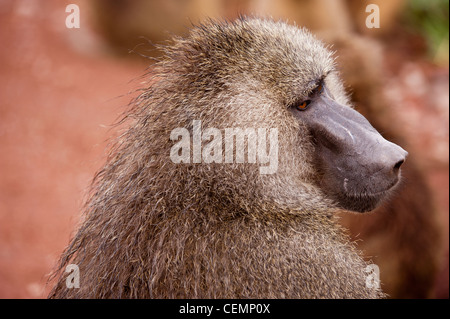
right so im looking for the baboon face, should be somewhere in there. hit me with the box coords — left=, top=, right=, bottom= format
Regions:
left=175, top=19, right=407, bottom=213
left=289, top=81, right=407, bottom=212
left=233, top=20, right=407, bottom=213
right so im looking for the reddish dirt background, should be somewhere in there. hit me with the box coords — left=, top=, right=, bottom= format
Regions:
left=0, top=1, right=448, bottom=298
left=0, top=1, right=145, bottom=298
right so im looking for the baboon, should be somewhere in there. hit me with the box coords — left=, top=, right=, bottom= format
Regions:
left=89, top=1, right=445, bottom=298
left=49, top=18, right=408, bottom=298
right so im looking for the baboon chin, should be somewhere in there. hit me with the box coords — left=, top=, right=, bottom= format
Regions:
left=49, top=17, right=407, bottom=299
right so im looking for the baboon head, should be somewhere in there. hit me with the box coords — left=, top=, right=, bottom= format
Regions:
left=160, top=18, right=407, bottom=214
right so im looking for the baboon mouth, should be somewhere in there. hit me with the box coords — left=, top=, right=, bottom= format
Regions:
left=350, top=189, right=387, bottom=199
left=357, top=186, right=393, bottom=199
left=336, top=193, right=384, bottom=213
left=366, top=177, right=401, bottom=197
left=336, top=182, right=400, bottom=213
left=344, top=173, right=400, bottom=201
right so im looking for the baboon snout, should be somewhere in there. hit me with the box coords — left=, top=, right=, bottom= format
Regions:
left=307, top=95, right=407, bottom=179
left=369, top=141, right=408, bottom=178
left=298, top=94, right=408, bottom=212
left=335, top=114, right=409, bottom=184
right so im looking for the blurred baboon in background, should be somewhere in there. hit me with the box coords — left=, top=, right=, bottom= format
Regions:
left=86, top=0, right=444, bottom=298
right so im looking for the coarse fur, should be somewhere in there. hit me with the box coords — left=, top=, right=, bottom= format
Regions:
left=49, top=17, right=385, bottom=298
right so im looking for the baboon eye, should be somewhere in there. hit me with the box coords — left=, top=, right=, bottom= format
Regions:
left=312, top=82, right=324, bottom=96
left=294, top=82, right=323, bottom=111
left=297, top=100, right=311, bottom=110
left=316, top=83, right=324, bottom=94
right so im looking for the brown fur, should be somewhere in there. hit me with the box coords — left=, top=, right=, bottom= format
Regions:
left=49, top=18, right=384, bottom=299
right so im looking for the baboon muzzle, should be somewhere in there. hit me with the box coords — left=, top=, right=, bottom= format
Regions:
left=302, top=94, right=408, bottom=212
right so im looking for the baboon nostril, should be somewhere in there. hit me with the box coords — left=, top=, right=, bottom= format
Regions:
left=390, top=147, right=407, bottom=173
left=393, top=159, right=404, bottom=171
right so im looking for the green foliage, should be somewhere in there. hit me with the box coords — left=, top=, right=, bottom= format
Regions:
left=404, top=0, right=449, bottom=65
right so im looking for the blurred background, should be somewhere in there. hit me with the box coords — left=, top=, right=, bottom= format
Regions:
left=0, top=0, right=448, bottom=298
